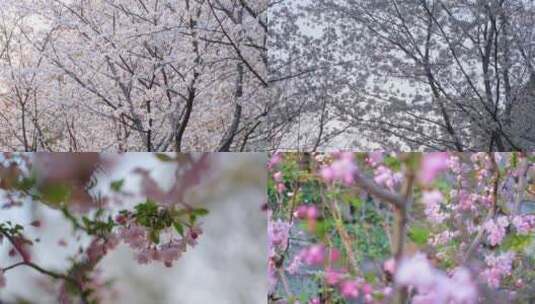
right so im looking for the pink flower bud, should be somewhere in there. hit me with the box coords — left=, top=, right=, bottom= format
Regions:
left=294, top=205, right=308, bottom=219
left=340, top=280, right=359, bottom=299
left=273, top=171, right=283, bottom=182
left=306, top=206, right=319, bottom=220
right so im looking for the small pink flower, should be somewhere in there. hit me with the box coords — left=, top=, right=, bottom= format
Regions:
left=362, top=283, right=373, bottom=295
left=328, top=248, right=340, bottom=263
left=276, top=183, right=286, bottom=193
left=320, top=153, right=358, bottom=185
left=306, top=206, right=319, bottom=220
left=512, top=215, right=534, bottom=234
left=484, top=218, right=507, bottom=246
left=303, top=244, right=325, bottom=266
left=450, top=267, right=478, bottom=303
left=367, top=151, right=384, bottom=166
left=383, top=258, right=396, bottom=274
left=421, top=190, right=445, bottom=223
left=419, top=153, right=449, bottom=184
left=294, top=205, right=308, bottom=219
left=395, top=253, right=434, bottom=289
left=320, top=166, right=335, bottom=182
left=309, top=298, right=320, bottom=304
left=273, top=171, right=283, bottom=183
left=286, top=252, right=304, bottom=274
left=268, top=219, right=291, bottom=249
left=324, top=268, right=343, bottom=285
left=339, top=280, right=359, bottom=299
left=268, top=153, right=282, bottom=169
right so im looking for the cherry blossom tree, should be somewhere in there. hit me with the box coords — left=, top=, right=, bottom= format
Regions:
left=269, top=0, right=535, bottom=151
left=268, top=152, right=535, bottom=303
left=1, top=0, right=269, bottom=151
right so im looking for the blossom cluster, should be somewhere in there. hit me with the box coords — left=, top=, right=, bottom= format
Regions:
left=268, top=152, right=535, bottom=304
left=396, top=254, right=478, bottom=304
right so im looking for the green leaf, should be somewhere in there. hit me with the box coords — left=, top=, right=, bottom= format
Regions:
left=16, top=175, right=37, bottom=192
left=384, top=156, right=401, bottom=171
left=342, top=193, right=362, bottom=208
left=364, top=272, right=377, bottom=284
left=408, top=226, right=429, bottom=246
left=173, top=222, right=184, bottom=236
left=191, top=208, right=209, bottom=216
left=155, top=153, right=175, bottom=162
left=110, top=179, right=125, bottom=192
left=40, top=183, right=71, bottom=205
left=501, top=233, right=533, bottom=252
left=149, top=229, right=160, bottom=244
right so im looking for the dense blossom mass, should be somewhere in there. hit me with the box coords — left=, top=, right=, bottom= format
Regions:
left=0, top=0, right=268, bottom=151
left=269, top=0, right=535, bottom=151
left=268, top=152, right=535, bottom=304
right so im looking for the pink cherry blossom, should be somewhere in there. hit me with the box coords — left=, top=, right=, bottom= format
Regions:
left=320, top=153, right=358, bottom=185
left=268, top=153, right=283, bottom=170
left=449, top=267, right=478, bottom=303
left=309, top=298, right=320, bottom=304
left=483, top=216, right=509, bottom=246
left=306, top=205, right=319, bottom=220
left=339, top=280, right=359, bottom=299
left=367, top=151, right=384, bottom=166
left=324, top=268, right=344, bottom=285
left=294, top=205, right=308, bottom=219
left=481, top=252, right=515, bottom=288
left=395, top=253, right=435, bottom=290
left=512, top=215, right=535, bottom=234
left=303, top=244, right=325, bottom=266
left=421, top=190, right=446, bottom=223
left=361, top=283, right=373, bottom=295
left=383, top=258, right=396, bottom=274
left=396, top=253, right=477, bottom=303
left=373, top=165, right=402, bottom=190
left=273, top=171, right=283, bottom=183
left=276, top=183, right=286, bottom=193
left=419, top=153, right=449, bottom=184
left=287, top=250, right=305, bottom=274
left=328, top=248, right=340, bottom=263
left=268, top=216, right=291, bottom=251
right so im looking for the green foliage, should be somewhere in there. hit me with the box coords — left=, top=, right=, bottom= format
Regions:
left=110, top=179, right=125, bottom=192
left=501, top=233, right=534, bottom=252
left=81, top=215, right=115, bottom=236
left=15, top=174, right=37, bottom=192
left=133, top=200, right=208, bottom=244
left=0, top=221, right=24, bottom=236
left=155, top=153, right=176, bottom=162
left=408, top=225, right=430, bottom=246
left=383, top=155, right=401, bottom=171
left=40, top=183, right=72, bottom=206
left=60, top=207, right=115, bottom=237
left=301, top=181, right=322, bottom=204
